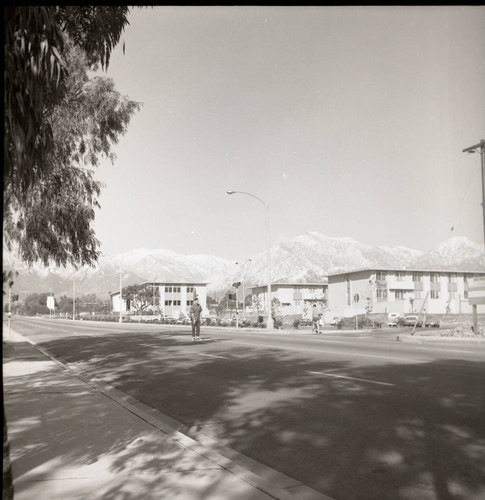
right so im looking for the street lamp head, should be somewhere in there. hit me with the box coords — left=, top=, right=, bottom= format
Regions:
left=226, top=190, right=235, bottom=195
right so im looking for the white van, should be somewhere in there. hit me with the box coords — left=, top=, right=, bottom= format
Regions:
left=388, top=312, right=400, bottom=327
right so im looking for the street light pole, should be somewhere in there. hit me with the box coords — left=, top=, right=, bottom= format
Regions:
left=240, top=258, right=252, bottom=316
left=227, top=190, right=273, bottom=329
left=463, top=140, right=485, bottom=246
left=265, top=200, right=273, bottom=329
left=119, top=265, right=123, bottom=323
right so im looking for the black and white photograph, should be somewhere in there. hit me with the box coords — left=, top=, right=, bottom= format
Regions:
left=3, top=6, right=485, bottom=500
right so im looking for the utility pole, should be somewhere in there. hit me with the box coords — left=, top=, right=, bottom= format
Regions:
left=119, top=266, right=123, bottom=323
left=8, top=280, right=13, bottom=338
left=463, top=140, right=485, bottom=246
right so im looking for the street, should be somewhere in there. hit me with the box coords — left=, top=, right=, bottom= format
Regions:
left=6, top=317, right=485, bottom=500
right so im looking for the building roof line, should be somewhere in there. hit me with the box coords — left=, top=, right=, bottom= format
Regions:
left=327, top=268, right=485, bottom=276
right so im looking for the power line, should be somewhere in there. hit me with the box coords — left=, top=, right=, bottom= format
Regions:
left=450, top=161, right=476, bottom=234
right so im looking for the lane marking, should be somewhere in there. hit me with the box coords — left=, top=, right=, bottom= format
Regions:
left=225, top=341, right=425, bottom=363
left=306, top=370, right=395, bottom=387
left=198, top=353, right=230, bottom=360
left=417, top=347, right=481, bottom=355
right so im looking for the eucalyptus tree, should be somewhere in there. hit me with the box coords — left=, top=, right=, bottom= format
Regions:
left=4, top=6, right=141, bottom=267
left=3, top=10, right=141, bottom=498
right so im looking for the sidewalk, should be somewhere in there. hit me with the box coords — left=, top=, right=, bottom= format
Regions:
left=3, top=328, right=332, bottom=500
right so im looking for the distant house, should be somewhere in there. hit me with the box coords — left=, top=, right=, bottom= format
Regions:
left=250, top=282, right=328, bottom=319
left=110, top=282, right=207, bottom=318
left=327, top=268, right=485, bottom=318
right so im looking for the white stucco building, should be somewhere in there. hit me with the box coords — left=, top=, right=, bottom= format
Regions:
left=327, top=268, right=485, bottom=318
left=110, top=282, right=207, bottom=318
left=250, top=282, right=328, bottom=319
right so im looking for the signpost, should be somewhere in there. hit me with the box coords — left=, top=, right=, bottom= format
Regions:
left=47, top=295, right=55, bottom=318
left=353, top=293, right=359, bottom=329
left=468, top=278, right=485, bottom=335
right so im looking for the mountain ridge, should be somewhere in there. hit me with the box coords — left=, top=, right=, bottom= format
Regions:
left=3, top=233, right=484, bottom=299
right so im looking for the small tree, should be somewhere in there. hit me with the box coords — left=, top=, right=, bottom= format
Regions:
left=23, top=293, right=51, bottom=316
left=365, top=278, right=375, bottom=316
left=57, top=295, right=73, bottom=314
left=122, top=284, right=159, bottom=314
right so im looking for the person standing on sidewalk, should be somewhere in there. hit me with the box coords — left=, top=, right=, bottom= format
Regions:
left=190, top=296, right=203, bottom=340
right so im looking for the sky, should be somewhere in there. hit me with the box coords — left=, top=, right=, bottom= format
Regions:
left=91, top=6, right=485, bottom=262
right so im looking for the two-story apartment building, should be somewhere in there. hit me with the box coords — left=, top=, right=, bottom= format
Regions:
left=110, top=282, right=207, bottom=318
left=250, top=282, right=328, bottom=319
left=327, top=268, right=485, bottom=318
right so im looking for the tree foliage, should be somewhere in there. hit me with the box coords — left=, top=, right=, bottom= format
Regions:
left=2, top=271, right=18, bottom=296
left=22, top=293, right=51, bottom=316
left=4, top=7, right=140, bottom=267
left=4, top=6, right=130, bottom=199
left=123, top=284, right=159, bottom=313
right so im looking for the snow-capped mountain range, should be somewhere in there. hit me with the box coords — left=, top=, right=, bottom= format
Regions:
left=3, top=233, right=485, bottom=299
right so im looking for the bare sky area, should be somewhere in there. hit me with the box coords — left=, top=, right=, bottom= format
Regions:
left=91, top=6, right=485, bottom=261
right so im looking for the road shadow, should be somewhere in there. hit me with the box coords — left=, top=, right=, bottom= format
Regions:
left=3, top=337, right=268, bottom=500
left=11, top=330, right=485, bottom=500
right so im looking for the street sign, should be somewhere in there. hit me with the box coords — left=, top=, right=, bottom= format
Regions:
left=47, top=296, right=55, bottom=310
left=468, top=278, right=485, bottom=305
left=353, top=293, right=360, bottom=303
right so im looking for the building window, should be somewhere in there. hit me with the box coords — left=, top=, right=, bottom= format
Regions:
left=430, top=273, right=439, bottom=283
left=187, top=300, right=193, bottom=306
left=165, top=300, right=172, bottom=306
left=395, top=290, right=405, bottom=300
left=174, top=287, right=181, bottom=293
left=412, top=272, right=422, bottom=282
left=376, top=271, right=386, bottom=281
left=165, top=286, right=172, bottom=293
left=376, top=289, right=386, bottom=302
left=430, top=290, right=440, bottom=299
left=187, top=287, right=194, bottom=293
left=396, top=272, right=406, bottom=280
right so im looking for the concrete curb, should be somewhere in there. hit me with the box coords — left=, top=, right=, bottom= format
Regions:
left=4, top=327, right=333, bottom=500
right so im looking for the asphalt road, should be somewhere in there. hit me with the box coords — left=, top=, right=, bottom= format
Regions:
left=8, top=317, right=485, bottom=500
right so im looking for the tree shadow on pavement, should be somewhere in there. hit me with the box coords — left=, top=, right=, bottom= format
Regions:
left=3, top=338, right=268, bottom=500
left=13, top=331, right=485, bottom=500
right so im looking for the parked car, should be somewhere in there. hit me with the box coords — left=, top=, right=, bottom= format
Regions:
left=329, top=317, right=339, bottom=326
left=424, top=316, right=440, bottom=328
left=387, top=312, right=400, bottom=327
left=299, top=319, right=313, bottom=327
left=403, top=315, right=422, bottom=327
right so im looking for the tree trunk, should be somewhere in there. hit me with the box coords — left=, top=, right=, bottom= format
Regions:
left=3, top=405, right=14, bottom=500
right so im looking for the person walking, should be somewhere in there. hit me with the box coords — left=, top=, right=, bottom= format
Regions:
left=312, top=304, right=320, bottom=334
left=190, top=296, right=203, bottom=340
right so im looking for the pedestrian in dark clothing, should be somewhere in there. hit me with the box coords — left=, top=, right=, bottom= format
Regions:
left=312, top=304, right=320, bottom=334
left=190, top=297, right=203, bottom=340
